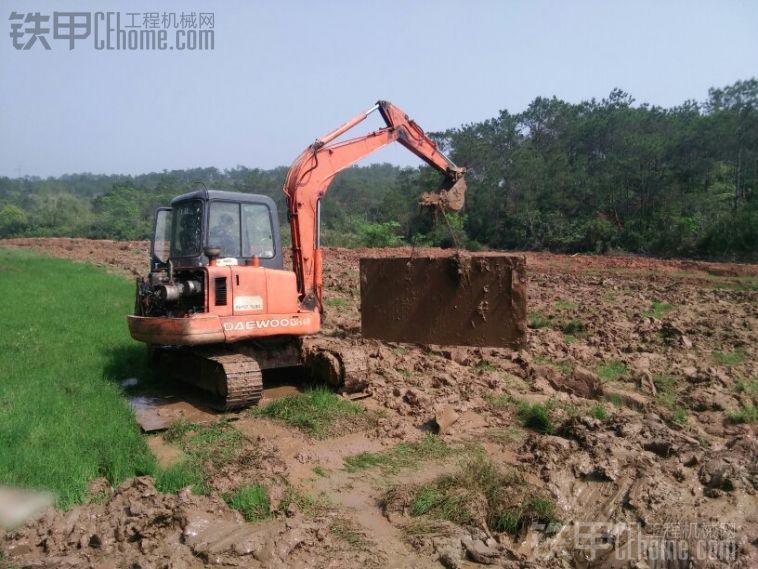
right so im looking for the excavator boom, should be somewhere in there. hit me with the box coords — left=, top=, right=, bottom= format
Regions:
left=283, top=100, right=466, bottom=308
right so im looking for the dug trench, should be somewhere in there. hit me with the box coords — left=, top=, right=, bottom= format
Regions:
left=0, top=237, right=757, bottom=569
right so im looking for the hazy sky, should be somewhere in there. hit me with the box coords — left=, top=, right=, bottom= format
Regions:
left=1, top=0, right=756, bottom=178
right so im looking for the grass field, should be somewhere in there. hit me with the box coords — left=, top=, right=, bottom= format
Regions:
left=0, top=249, right=155, bottom=508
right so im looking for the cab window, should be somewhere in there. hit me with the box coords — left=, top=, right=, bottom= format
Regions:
left=242, top=204, right=274, bottom=259
left=208, top=201, right=242, bottom=258
left=171, top=200, right=203, bottom=257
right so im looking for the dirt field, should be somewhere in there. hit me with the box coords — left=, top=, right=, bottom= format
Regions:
left=1, top=237, right=757, bottom=569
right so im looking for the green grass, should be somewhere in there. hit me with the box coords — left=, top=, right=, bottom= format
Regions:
left=400, top=454, right=558, bottom=536
left=486, top=426, right=525, bottom=445
left=343, top=434, right=451, bottom=473
left=555, top=300, right=578, bottom=310
left=324, top=297, right=348, bottom=307
left=652, top=374, right=688, bottom=426
left=726, top=405, right=757, bottom=424
left=475, top=360, right=496, bottom=372
left=154, top=461, right=205, bottom=494
left=589, top=403, right=608, bottom=421
left=643, top=302, right=675, bottom=319
left=653, top=374, right=676, bottom=393
left=527, top=312, right=551, bottom=329
left=516, top=401, right=554, bottom=434
left=224, top=484, right=271, bottom=522
left=0, top=250, right=155, bottom=508
left=712, top=349, right=746, bottom=366
left=159, top=419, right=248, bottom=493
left=560, top=319, right=586, bottom=334
left=253, top=386, right=372, bottom=437
left=594, top=360, right=628, bottom=382
left=534, top=356, right=573, bottom=375
left=330, top=519, right=367, bottom=547
left=484, top=393, right=513, bottom=410
left=735, top=378, right=758, bottom=395
left=278, top=485, right=327, bottom=516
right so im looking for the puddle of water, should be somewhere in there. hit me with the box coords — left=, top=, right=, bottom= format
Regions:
left=146, top=436, right=185, bottom=469
left=262, top=384, right=302, bottom=400
left=129, top=394, right=219, bottom=432
left=120, top=377, right=139, bottom=388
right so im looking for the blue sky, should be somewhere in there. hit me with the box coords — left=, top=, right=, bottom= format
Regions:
left=1, top=0, right=756, bottom=177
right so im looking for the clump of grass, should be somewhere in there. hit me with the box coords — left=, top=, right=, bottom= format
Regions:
left=154, top=461, right=205, bottom=494
left=344, top=434, right=451, bottom=473
left=254, top=386, right=373, bottom=437
left=330, top=519, right=367, bottom=548
left=324, top=297, right=348, bottom=307
left=726, top=405, right=757, bottom=424
left=484, top=393, right=513, bottom=410
left=495, top=495, right=557, bottom=534
left=399, top=455, right=558, bottom=536
left=516, top=401, right=554, bottom=434
left=560, top=319, right=586, bottom=334
left=652, top=375, right=689, bottom=426
left=643, top=302, right=675, bottom=319
left=712, top=349, right=746, bottom=366
left=158, top=420, right=248, bottom=494
left=278, top=485, right=327, bottom=516
left=528, top=312, right=551, bottom=329
left=475, top=360, right=496, bottom=372
left=563, top=334, right=578, bottom=344
left=589, top=403, right=608, bottom=421
left=165, top=420, right=245, bottom=467
left=0, top=250, right=156, bottom=508
left=735, top=379, right=758, bottom=395
left=671, top=407, right=689, bottom=426
left=594, top=360, right=628, bottom=382
left=313, top=466, right=329, bottom=477
left=653, top=374, right=676, bottom=393
left=486, top=426, right=525, bottom=445
left=224, top=484, right=271, bottom=522
left=555, top=300, right=578, bottom=310
left=534, top=356, right=573, bottom=375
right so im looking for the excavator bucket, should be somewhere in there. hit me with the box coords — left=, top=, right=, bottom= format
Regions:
left=419, top=176, right=467, bottom=212
left=360, top=253, right=527, bottom=348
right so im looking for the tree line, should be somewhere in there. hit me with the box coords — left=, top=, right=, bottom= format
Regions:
left=0, top=79, right=755, bottom=260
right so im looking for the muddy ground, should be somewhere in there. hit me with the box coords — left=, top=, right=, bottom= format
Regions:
left=1, top=237, right=756, bottom=569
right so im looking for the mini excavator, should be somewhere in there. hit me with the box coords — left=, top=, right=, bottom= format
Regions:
left=128, top=100, right=467, bottom=409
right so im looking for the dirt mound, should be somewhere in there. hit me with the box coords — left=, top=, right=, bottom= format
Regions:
left=2, top=238, right=757, bottom=568
left=1, top=237, right=148, bottom=276
left=1, top=477, right=375, bottom=568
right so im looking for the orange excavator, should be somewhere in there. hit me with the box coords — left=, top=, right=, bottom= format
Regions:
left=128, top=100, right=466, bottom=409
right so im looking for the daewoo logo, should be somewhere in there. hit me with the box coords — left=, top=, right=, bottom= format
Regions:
left=223, top=317, right=312, bottom=331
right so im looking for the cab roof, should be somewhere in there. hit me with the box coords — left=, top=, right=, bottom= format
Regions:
left=170, top=189, right=276, bottom=207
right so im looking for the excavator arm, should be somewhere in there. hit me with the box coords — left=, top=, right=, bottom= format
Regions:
left=283, top=100, right=467, bottom=309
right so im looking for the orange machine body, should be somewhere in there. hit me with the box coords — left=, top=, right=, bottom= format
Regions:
left=129, top=100, right=463, bottom=349
left=128, top=263, right=320, bottom=345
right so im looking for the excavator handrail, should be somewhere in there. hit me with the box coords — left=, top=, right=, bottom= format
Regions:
left=283, top=100, right=466, bottom=310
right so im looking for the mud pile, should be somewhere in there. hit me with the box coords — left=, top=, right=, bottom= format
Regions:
left=1, top=477, right=373, bottom=569
left=2, top=238, right=757, bottom=568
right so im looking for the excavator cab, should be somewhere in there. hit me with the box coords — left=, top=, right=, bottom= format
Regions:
left=150, top=190, right=284, bottom=271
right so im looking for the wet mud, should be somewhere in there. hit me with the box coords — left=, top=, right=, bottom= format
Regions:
left=2, top=238, right=757, bottom=568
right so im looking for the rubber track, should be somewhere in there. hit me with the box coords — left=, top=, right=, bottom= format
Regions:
left=158, top=346, right=263, bottom=411
left=205, top=349, right=263, bottom=411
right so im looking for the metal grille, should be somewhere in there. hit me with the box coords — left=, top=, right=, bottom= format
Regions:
left=214, top=277, right=227, bottom=306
